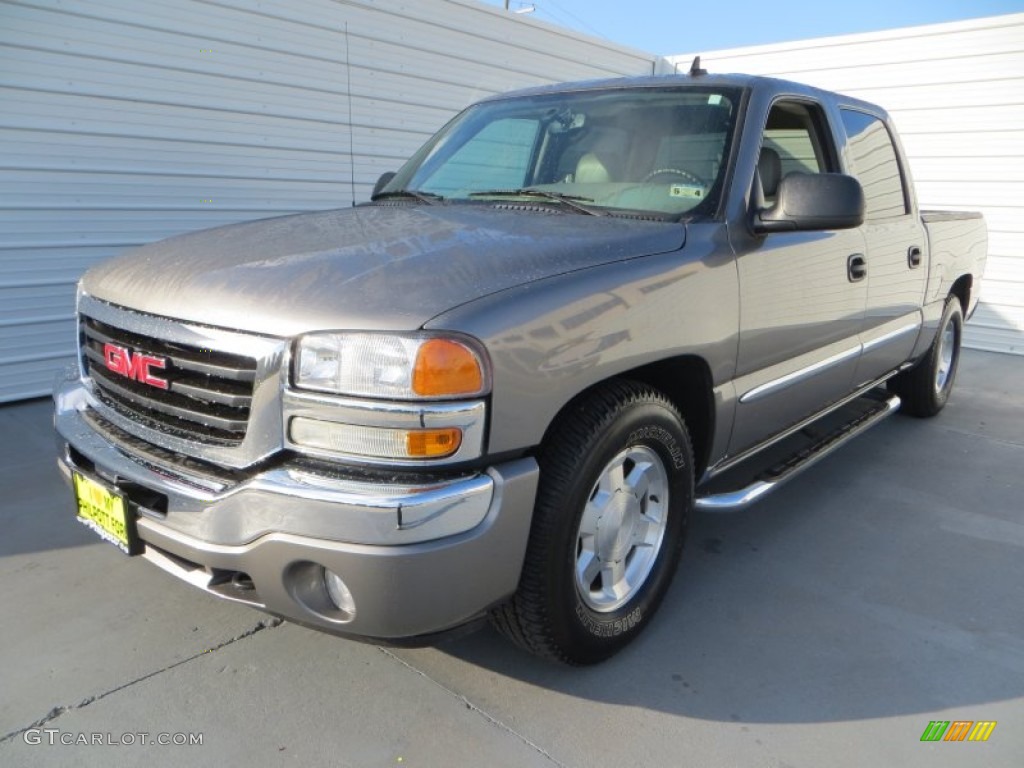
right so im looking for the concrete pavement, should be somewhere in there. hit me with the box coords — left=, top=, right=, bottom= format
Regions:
left=1, top=349, right=1022, bottom=767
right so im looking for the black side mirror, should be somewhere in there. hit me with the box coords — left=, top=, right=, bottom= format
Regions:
left=754, top=173, right=864, bottom=234
left=372, top=171, right=397, bottom=200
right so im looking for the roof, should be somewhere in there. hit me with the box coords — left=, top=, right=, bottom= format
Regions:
left=478, top=72, right=881, bottom=116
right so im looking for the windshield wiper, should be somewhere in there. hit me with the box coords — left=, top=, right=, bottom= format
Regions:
left=469, top=188, right=603, bottom=216
left=371, top=189, right=444, bottom=204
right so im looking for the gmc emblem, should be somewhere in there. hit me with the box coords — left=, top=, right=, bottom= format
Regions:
left=103, top=342, right=169, bottom=390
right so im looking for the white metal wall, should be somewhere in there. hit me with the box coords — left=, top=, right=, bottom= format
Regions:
left=669, top=13, right=1024, bottom=355
left=0, top=0, right=656, bottom=402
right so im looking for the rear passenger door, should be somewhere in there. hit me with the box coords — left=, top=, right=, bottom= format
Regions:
left=840, top=109, right=928, bottom=385
left=729, top=99, right=867, bottom=456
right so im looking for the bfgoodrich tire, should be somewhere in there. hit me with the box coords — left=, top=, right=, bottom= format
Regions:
left=492, top=380, right=693, bottom=665
left=889, top=295, right=963, bottom=418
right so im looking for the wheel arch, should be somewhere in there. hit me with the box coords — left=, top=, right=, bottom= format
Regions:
left=950, top=273, right=972, bottom=317
left=539, top=354, right=715, bottom=478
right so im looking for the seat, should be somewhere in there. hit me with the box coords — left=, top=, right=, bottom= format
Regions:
left=575, top=152, right=613, bottom=183
left=757, top=147, right=782, bottom=200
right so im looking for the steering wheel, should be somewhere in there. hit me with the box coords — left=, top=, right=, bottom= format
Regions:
left=642, top=168, right=706, bottom=186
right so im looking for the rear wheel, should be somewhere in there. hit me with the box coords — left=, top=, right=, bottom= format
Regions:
left=492, top=380, right=693, bottom=664
left=889, top=295, right=963, bottom=417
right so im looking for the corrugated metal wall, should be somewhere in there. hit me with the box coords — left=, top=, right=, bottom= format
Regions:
left=669, top=12, right=1024, bottom=355
left=0, top=0, right=656, bottom=402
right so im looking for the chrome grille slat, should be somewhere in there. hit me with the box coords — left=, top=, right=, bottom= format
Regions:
left=154, top=352, right=255, bottom=382
left=81, top=345, right=107, bottom=368
left=89, top=367, right=250, bottom=434
left=83, top=345, right=253, bottom=408
left=81, top=409, right=242, bottom=491
left=81, top=313, right=258, bottom=444
left=171, top=381, right=253, bottom=408
left=82, top=320, right=257, bottom=382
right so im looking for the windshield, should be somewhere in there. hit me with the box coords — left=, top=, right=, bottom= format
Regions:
left=378, top=86, right=742, bottom=219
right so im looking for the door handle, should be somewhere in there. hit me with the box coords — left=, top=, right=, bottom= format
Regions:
left=908, top=245, right=923, bottom=268
left=848, top=254, right=867, bottom=282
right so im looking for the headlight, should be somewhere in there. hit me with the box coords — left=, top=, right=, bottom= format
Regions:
left=294, top=333, right=489, bottom=400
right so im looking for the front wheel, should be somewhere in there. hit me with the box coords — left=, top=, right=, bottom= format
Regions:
left=889, top=295, right=964, bottom=417
left=492, top=380, right=693, bottom=665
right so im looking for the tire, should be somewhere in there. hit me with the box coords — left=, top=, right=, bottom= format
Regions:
left=888, top=295, right=963, bottom=417
left=492, top=380, right=693, bottom=665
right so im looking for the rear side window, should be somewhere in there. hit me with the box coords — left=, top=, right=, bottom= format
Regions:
left=840, top=110, right=909, bottom=219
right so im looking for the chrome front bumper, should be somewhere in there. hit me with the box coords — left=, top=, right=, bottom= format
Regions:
left=54, top=378, right=539, bottom=639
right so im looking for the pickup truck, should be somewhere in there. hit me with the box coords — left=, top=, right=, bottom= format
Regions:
left=54, top=70, right=987, bottom=664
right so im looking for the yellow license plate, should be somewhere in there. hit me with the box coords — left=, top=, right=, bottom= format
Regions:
left=73, top=471, right=135, bottom=554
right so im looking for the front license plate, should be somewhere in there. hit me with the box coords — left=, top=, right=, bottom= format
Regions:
left=73, top=471, right=138, bottom=555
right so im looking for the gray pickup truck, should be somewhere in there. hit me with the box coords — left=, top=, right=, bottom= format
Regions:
left=55, top=71, right=986, bottom=664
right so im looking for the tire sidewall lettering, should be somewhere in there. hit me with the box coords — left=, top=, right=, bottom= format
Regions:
left=574, top=603, right=644, bottom=638
left=626, top=424, right=686, bottom=470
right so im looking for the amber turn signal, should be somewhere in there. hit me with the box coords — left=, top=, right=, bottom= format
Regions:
left=412, top=339, right=484, bottom=397
left=290, top=419, right=464, bottom=460
left=406, top=428, right=463, bottom=458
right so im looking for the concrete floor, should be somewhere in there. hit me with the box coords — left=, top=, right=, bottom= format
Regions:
left=1, top=349, right=1021, bottom=767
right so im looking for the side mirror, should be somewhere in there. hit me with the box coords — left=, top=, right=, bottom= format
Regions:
left=371, top=171, right=397, bottom=200
left=754, top=173, right=864, bottom=234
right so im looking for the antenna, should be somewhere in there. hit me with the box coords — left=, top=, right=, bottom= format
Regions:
left=344, top=23, right=357, bottom=207
left=689, top=55, right=707, bottom=76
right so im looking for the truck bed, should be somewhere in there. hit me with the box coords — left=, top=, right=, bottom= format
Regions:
left=922, top=210, right=988, bottom=314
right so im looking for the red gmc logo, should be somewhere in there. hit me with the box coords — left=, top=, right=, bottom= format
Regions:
left=103, top=343, right=169, bottom=390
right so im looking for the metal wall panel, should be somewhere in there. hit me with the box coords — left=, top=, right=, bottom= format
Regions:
left=0, top=0, right=655, bottom=401
left=669, top=13, right=1024, bottom=355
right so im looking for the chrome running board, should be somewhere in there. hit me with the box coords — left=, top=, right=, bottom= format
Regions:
left=695, top=392, right=901, bottom=512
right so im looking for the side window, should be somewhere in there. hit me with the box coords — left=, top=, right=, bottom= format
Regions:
left=419, top=118, right=538, bottom=195
left=840, top=109, right=909, bottom=219
left=758, top=101, right=836, bottom=202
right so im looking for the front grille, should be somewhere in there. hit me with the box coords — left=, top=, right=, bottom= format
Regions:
left=80, top=314, right=258, bottom=444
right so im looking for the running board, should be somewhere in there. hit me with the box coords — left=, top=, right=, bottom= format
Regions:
left=695, top=392, right=901, bottom=512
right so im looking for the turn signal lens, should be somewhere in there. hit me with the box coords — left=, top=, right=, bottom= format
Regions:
left=406, top=428, right=463, bottom=458
left=412, top=339, right=484, bottom=397
left=289, top=418, right=463, bottom=460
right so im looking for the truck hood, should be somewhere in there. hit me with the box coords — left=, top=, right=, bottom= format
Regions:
left=82, top=205, right=686, bottom=337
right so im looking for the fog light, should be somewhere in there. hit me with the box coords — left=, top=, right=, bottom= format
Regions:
left=324, top=569, right=356, bottom=619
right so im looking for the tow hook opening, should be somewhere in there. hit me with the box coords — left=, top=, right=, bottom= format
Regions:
left=230, top=571, right=255, bottom=591
left=206, top=568, right=261, bottom=606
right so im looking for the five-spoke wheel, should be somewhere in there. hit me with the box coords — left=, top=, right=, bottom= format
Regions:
left=575, top=445, right=669, bottom=613
left=493, top=380, right=693, bottom=665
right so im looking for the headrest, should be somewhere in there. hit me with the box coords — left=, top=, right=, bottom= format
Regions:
left=576, top=152, right=612, bottom=184
left=758, top=147, right=782, bottom=198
